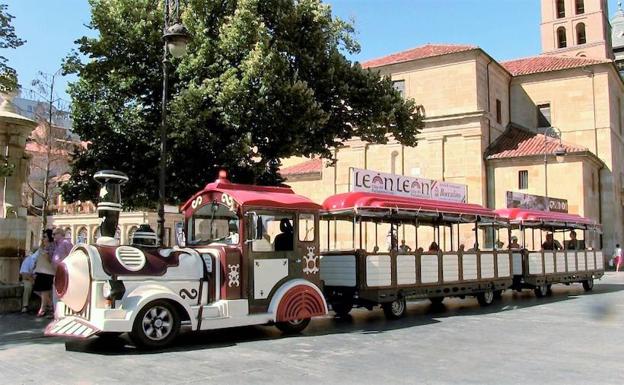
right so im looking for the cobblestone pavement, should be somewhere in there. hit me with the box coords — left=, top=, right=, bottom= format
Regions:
left=1, top=273, right=623, bottom=385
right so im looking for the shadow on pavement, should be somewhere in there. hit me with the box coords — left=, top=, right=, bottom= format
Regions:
left=4, top=280, right=624, bottom=354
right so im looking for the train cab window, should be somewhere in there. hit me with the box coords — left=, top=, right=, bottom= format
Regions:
left=298, top=214, right=315, bottom=242
left=188, top=202, right=239, bottom=245
left=252, top=214, right=295, bottom=252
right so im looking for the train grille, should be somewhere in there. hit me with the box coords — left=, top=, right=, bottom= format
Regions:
left=63, top=298, right=91, bottom=320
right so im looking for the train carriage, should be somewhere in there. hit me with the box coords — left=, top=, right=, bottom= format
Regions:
left=495, top=208, right=604, bottom=296
left=319, top=191, right=514, bottom=318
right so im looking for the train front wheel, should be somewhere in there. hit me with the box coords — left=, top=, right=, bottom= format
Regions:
left=130, top=300, right=181, bottom=349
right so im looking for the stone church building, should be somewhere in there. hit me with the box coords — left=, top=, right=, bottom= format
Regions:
left=282, top=0, right=624, bottom=253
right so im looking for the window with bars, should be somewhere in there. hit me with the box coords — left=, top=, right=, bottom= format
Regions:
left=519, top=170, right=528, bottom=190
left=496, top=99, right=502, bottom=124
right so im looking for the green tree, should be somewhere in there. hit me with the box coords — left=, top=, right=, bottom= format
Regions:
left=63, top=0, right=424, bottom=208
left=0, top=3, right=25, bottom=93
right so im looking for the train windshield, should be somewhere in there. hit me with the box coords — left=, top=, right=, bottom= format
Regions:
left=187, top=202, right=239, bottom=245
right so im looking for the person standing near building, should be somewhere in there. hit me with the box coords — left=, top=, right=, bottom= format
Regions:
left=52, top=228, right=73, bottom=268
left=51, top=228, right=74, bottom=312
left=615, top=244, right=623, bottom=273
left=19, top=248, right=38, bottom=313
left=33, top=230, right=55, bottom=317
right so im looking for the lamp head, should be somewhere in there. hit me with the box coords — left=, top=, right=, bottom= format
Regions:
left=555, top=147, right=566, bottom=163
left=164, top=22, right=191, bottom=58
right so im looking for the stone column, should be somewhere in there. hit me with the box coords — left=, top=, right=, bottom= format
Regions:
left=0, top=94, right=37, bottom=283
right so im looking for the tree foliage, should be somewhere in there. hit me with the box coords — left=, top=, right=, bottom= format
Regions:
left=0, top=3, right=25, bottom=93
left=63, top=0, right=424, bottom=208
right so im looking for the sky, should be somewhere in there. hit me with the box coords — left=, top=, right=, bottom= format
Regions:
left=3, top=0, right=623, bottom=104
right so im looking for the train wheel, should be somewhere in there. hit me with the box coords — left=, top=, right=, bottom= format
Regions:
left=130, top=300, right=180, bottom=349
left=276, top=318, right=311, bottom=334
left=331, top=301, right=353, bottom=317
left=493, top=290, right=503, bottom=300
left=534, top=284, right=548, bottom=298
left=547, top=284, right=553, bottom=296
left=582, top=277, right=594, bottom=292
left=477, top=289, right=494, bottom=306
left=429, top=297, right=444, bottom=305
left=382, top=297, right=406, bottom=319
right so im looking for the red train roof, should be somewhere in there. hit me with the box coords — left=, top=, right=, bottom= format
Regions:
left=494, top=208, right=598, bottom=227
left=181, top=176, right=321, bottom=212
left=322, top=192, right=498, bottom=219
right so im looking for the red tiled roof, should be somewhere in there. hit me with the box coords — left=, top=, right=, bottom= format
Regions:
left=361, top=44, right=478, bottom=69
left=486, top=125, right=587, bottom=160
left=280, top=158, right=322, bottom=176
left=501, top=55, right=611, bottom=76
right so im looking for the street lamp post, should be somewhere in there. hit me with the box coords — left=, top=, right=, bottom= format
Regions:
left=542, top=126, right=566, bottom=199
left=158, top=0, right=190, bottom=246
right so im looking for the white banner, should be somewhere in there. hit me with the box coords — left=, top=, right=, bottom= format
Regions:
left=350, top=168, right=467, bottom=203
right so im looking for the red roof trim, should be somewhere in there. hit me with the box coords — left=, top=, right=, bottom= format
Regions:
left=361, top=44, right=478, bottom=69
left=280, top=158, right=322, bottom=176
left=486, top=125, right=586, bottom=160
left=501, top=55, right=611, bottom=76
left=322, top=192, right=497, bottom=218
left=180, top=178, right=321, bottom=212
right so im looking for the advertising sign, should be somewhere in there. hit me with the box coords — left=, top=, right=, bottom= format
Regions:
left=350, top=168, right=467, bottom=203
left=505, top=191, right=568, bottom=213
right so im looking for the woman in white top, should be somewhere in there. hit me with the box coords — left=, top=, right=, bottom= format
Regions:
left=33, top=230, right=55, bottom=317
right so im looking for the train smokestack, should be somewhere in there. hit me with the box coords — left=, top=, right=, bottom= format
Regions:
left=94, top=170, right=129, bottom=244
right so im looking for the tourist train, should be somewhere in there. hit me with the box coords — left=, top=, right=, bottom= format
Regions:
left=45, top=170, right=604, bottom=348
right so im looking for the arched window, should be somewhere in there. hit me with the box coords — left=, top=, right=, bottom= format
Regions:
left=556, top=0, right=565, bottom=18
left=575, top=0, right=584, bottom=15
left=576, top=23, right=586, bottom=45
left=93, top=226, right=101, bottom=242
left=390, top=150, right=399, bottom=175
left=64, top=227, right=72, bottom=240
left=77, top=227, right=88, bottom=244
left=557, top=27, right=567, bottom=48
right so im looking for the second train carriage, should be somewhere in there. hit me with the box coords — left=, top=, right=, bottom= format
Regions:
left=319, top=191, right=514, bottom=318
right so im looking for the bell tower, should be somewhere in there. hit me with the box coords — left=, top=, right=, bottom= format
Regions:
left=540, top=0, right=614, bottom=59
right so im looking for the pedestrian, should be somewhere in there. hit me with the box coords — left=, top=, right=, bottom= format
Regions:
left=52, top=227, right=73, bottom=268
left=19, top=247, right=38, bottom=313
left=33, top=230, right=55, bottom=317
left=615, top=243, right=623, bottom=272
